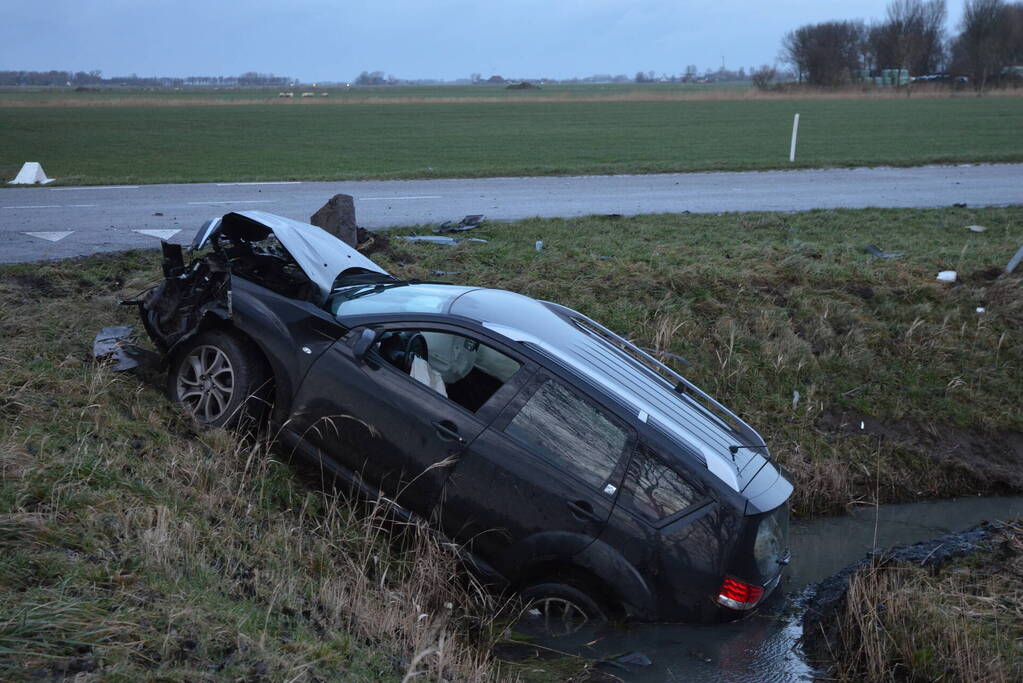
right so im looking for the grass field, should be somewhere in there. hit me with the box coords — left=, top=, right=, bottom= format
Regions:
left=1, top=205, right=1021, bottom=678
left=0, top=81, right=754, bottom=105
left=0, top=94, right=1020, bottom=185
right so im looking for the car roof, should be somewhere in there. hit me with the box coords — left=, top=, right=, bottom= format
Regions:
left=446, top=288, right=768, bottom=493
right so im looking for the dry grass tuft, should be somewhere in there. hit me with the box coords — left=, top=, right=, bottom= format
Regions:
left=833, top=523, right=1023, bottom=682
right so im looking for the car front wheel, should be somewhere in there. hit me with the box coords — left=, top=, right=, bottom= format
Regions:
left=167, top=329, right=268, bottom=428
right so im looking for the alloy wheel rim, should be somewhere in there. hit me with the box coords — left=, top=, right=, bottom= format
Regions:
left=525, top=597, right=590, bottom=636
left=176, top=345, right=235, bottom=422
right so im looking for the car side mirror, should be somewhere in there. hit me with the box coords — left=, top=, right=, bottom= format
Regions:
left=352, top=328, right=379, bottom=359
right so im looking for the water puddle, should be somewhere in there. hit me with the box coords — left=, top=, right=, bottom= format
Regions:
left=522, top=495, right=1023, bottom=681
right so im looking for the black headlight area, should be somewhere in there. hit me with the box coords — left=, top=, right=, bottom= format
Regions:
left=754, top=503, right=790, bottom=579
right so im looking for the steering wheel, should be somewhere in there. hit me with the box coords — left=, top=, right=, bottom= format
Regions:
left=378, top=332, right=429, bottom=373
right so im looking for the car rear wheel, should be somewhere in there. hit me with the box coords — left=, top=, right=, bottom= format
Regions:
left=519, top=582, right=607, bottom=636
left=167, top=329, right=268, bottom=429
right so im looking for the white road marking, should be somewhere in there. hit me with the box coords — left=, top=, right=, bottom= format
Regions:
left=358, top=195, right=442, bottom=201
left=134, top=229, right=181, bottom=240
left=186, top=200, right=277, bottom=205
left=24, top=231, right=74, bottom=242
left=66, top=204, right=99, bottom=208
left=50, top=185, right=139, bottom=191
left=216, top=181, right=302, bottom=186
left=4, top=205, right=62, bottom=209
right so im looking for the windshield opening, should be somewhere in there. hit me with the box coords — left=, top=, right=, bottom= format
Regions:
left=330, top=283, right=475, bottom=318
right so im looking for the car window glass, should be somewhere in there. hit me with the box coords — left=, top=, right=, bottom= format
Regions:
left=504, top=379, right=628, bottom=489
left=374, top=329, right=521, bottom=412
left=332, top=284, right=474, bottom=317
left=622, top=443, right=701, bottom=521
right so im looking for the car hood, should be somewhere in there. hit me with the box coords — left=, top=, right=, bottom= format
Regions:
left=191, top=210, right=390, bottom=304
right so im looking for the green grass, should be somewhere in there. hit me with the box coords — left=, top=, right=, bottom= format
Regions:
left=0, top=95, right=1021, bottom=185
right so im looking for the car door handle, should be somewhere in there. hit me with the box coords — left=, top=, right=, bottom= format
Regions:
left=431, top=420, right=466, bottom=444
left=567, top=500, right=602, bottom=523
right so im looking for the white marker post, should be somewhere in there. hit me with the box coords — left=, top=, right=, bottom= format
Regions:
left=789, top=113, right=800, bottom=162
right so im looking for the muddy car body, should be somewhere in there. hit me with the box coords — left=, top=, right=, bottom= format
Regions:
left=121, top=211, right=792, bottom=623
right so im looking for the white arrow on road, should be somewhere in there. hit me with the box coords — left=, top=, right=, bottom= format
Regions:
left=24, top=231, right=74, bottom=242
left=133, top=229, right=181, bottom=240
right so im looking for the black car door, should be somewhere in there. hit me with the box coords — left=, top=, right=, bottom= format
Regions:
left=437, top=370, right=635, bottom=579
left=289, top=322, right=531, bottom=515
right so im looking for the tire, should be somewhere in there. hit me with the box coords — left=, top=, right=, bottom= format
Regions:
left=166, top=329, right=269, bottom=429
left=519, top=582, right=607, bottom=636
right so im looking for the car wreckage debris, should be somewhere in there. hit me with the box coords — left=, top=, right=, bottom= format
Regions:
left=93, top=325, right=160, bottom=372
left=400, top=235, right=488, bottom=245
left=434, top=214, right=484, bottom=234
left=863, top=244, right=904, bottom=259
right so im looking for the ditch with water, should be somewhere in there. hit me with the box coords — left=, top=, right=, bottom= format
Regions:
left=522, top=495, right=1023, bottom=682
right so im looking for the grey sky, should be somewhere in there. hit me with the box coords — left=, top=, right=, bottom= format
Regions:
left=1, top=1, right=965, bottom=81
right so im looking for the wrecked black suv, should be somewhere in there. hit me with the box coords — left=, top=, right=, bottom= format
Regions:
left=105, top=210, right=792, bottom=623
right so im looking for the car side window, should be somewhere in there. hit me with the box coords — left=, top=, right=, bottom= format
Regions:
left=504, top=378, right=629, bottom=489
left=621, top=443, right=702, bottom=521
left=373, top=329, right=521, bottom=412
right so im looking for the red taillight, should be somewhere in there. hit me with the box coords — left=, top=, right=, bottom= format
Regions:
left=716, top=576, right=764, bottom=611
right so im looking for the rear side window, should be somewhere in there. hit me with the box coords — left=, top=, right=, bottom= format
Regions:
left=504, top=379, right=628, bottom=489
left=622, top=443, right=701, bottom=521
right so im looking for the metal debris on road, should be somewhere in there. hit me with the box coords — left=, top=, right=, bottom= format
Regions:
left=864, top=244, right=904, bottom=259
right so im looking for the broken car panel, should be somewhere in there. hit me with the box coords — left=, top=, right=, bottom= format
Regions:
left=100, top=211, right=793, bottom=623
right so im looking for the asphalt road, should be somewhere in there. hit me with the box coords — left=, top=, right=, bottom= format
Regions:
left=2, top=164, right=1021, bottom=263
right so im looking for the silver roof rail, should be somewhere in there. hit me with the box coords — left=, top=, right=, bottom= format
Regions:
left=541, top=300, right=767, bottom=453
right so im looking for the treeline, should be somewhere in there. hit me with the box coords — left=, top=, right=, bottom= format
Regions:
left=783, top=0, right=1023, bottom=89
left=0, top=71, right=294, bottom=87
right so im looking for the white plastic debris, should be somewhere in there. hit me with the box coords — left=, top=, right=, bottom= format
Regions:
left=966, top=225, right=987, bottom=233
left=534, top=240, right=544, bottom=251
left=976, top=307, right=986, bottom=314
left=1006, top=245, right=1023, bottom=275
left=9, top=162, right=54, bottom=185
left=936, top=270, right=957, bottom=283
left=791, top=390, right=800, bottom=409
